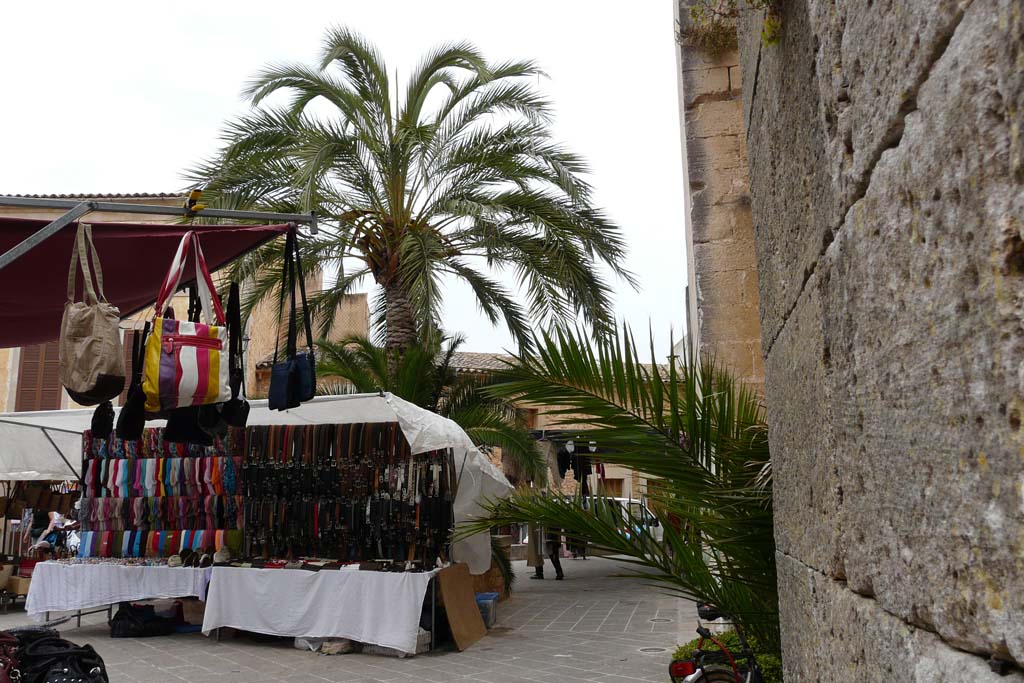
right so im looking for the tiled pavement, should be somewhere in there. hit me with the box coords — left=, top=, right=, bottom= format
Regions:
left=0, top=557, right=695, bottom=682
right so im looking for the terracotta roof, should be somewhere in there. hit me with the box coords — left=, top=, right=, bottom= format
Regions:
left=256, top=348, right=515, bottom=372
left=6, top=192, right=184, bottom=199
left=449, top=351, right=514, bottom=373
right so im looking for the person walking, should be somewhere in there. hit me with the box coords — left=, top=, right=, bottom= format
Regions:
left=528, top=523, right=565, bottom=580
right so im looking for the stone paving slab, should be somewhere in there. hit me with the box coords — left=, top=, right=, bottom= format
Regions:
left=0, top=558, right=695, bottom=681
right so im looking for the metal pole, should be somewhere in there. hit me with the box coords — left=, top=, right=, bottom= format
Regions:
left=0, top=196, right=317, bottom=231
left=41, top=429, right=82, bottom=485
left=0, top=201, right=93, bottom=271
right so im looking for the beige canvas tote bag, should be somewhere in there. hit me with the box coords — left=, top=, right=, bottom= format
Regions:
left=59, top=223, right=125, bottom=405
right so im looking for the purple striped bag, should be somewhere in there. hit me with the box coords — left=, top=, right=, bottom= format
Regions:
left=141, top=232, right=231, bottom=413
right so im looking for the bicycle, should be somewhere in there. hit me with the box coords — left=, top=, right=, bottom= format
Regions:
left=668, top=605, right=765, bottom=683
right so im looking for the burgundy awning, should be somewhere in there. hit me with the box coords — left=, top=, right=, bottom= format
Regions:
left=0, top=218, right=289, bottom=348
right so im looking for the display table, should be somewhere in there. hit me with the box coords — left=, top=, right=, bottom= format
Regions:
left=202, top=566, right=439, bottom=654
left=26, top=562, right=212, bottom=621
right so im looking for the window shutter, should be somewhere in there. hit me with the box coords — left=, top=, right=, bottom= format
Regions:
left=16, top=341, right=62, bottom=411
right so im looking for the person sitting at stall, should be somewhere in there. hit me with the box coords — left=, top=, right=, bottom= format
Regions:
left=23, top=508, right=59, bottom=558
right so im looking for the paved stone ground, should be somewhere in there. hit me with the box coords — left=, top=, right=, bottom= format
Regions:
left=0, top=557, right=695, bottom=682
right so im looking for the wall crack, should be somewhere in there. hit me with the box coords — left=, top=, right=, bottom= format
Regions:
left=759, top=3, right=969, bottom=359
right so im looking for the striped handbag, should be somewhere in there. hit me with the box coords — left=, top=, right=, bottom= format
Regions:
left=142, top=231, right=232, bottom=413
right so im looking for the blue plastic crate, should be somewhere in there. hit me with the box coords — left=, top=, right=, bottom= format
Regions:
left=475, top=592, right=499, bottom=628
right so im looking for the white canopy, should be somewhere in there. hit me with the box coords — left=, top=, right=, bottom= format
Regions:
left=0, top=393, right=512, bottom=574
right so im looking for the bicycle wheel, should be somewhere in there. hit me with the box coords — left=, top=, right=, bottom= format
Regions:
left=695, top=665, right=740, bottom=682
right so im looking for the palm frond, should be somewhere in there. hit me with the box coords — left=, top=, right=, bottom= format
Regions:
left=469, top=325, right=778, bottom=653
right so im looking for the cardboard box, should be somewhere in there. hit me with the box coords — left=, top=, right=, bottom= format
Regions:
left=6, top=576, right=30, bottom=596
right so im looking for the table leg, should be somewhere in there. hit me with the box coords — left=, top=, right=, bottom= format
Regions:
left=76, top=609, right=81, bottom=628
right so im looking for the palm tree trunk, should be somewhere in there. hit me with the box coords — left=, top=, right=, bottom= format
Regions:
left=384, top=280, right=418, bottom=355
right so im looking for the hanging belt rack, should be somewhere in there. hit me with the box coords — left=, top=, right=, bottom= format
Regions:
left=0, top=195, right=318, bottom=272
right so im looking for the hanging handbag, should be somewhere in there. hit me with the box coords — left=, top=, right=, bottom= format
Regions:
left=268, top=230, right=316, bottom=411
left=115, top=322, right=149, bottom=440
left=222, top=281, right=250, bottom=427
left=141, top=232, right=231, bottom=413
left=164, top=286, right=214, bottom=446
left=90, top=401, right=114, bottom=439
left=201, top=282, right=249, bottom=436
left=59, top=224, right=126, bottom=406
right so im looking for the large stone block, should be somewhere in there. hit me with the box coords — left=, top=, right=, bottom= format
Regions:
left=740, top=0, right=843, bottom=352
left=817, top=0, right=1024, bottom=663
left=764, top=273, right=843, bottom=578
left=693, top=238, right=759, bottom=275
left=680, top=66, right=731, bottom=107
left=690, top=199, right=751, bottom=244
left=700, top=301, right=763, bottom=344
left=686, top=99, right=747, bottom=140
left=806, top=0, right=974, bottom=212
left=686, top=134, right=746, bottom=173
left=778, top=552, right=1024, bottom=681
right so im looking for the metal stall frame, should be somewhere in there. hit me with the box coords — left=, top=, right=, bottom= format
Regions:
left=0, top=195, right=318, bottom=272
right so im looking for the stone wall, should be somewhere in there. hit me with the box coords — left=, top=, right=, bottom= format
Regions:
left=677, top=3, right=765, bottom=391
left=735, top=0, right=1024, bottom=678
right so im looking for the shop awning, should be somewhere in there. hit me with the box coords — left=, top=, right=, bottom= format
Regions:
left=0, top=217, right=290, bottom=348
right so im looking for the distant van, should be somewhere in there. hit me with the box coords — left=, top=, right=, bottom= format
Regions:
left=593, top=497, right=664, bottom=543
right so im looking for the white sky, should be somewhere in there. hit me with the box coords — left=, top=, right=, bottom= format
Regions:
left=1, top=1, right=687, bottom=358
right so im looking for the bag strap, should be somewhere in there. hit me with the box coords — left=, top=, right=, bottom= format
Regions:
left=135, top=322, right=150, bottom=381
left=285, top=231, right=299, bottom=359
left=272, top=231, right=296, bottom=365
left=291, top=229, right=315, bottom=355
left=153, top=232, right=226, bottom=325
left=191, top=233, right=226, bottom=325
left=227, top=282, right=243, bottom=399
left=67, top=223, right=107, bottom=305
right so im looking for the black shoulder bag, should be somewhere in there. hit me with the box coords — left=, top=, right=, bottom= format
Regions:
left=114, top=322, right=149, bottom=440
left=268, top=229, right=316, bottom=411
left=17, top=635, right=107, bottom=683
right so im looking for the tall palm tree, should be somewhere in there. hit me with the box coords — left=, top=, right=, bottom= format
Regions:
left=460, top=327, right=780, bottom=652
left=316, top=333, right=544, bottom=482
left=187, top=27, right=634, bottom=355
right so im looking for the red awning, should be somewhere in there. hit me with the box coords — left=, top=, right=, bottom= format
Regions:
left=0, top=218, right=289, bottom=348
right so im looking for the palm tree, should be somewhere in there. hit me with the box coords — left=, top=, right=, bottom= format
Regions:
left=460, top=327, right=780, bottom=653
left=316, top=333, right=544, bottom=482
left=187, top=27, right=634, bottom=355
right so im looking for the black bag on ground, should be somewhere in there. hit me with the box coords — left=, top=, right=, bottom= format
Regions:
left=268, top=229, right=316, bottom=411
left=17, top=635, right=107, bottom=683
left=108, top=603, right=174, bottom=638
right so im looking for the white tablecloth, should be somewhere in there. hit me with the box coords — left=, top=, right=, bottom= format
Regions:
left=26, top=562, right=211, bottom=620
left=202, top=567, right=438, bottom=654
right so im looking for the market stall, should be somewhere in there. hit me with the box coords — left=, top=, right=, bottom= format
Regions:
left=0, top=198, right=507, bottom=653
left=0, top=394, right=511, bottom=650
